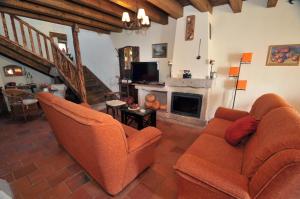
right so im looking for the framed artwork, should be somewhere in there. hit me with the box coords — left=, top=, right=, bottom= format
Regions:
left=3, top=65, right=24, bottom=76
left=152, top=43, right=167, bottom=58
left=185, top=15, right=195, bottom=41
left=266, top=44, right=300, bottom=66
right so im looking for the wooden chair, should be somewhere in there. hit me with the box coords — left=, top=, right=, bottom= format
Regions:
left=4, top=89, right=39, bottom=121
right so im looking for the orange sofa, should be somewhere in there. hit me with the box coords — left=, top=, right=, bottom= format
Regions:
left=37, top=93, right=162, bottom=195
left=175, top=93, right=300, bottom=199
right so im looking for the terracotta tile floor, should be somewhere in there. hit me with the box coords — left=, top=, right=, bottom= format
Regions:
left=0, top=116, right=201, bottom=199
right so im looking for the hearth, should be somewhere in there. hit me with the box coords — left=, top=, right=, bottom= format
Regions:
left=171, top=92, right=203, bottom=118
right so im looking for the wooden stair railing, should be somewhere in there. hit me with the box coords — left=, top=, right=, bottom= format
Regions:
left=0, top=12, right=86, bottom=101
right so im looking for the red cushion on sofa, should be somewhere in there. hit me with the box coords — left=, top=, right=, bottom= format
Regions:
left=225, top=115, right=258, bottom=146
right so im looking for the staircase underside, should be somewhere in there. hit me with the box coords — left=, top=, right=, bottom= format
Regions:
left=0, top=36, right=53, bottom=76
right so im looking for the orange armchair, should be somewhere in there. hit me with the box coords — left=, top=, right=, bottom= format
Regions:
left=37, top=92, right=162, bottom=195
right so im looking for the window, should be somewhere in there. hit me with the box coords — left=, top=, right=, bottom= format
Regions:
left=49, top=32, right=68, bottom=53
left=58, top=43, right=67, bottom=53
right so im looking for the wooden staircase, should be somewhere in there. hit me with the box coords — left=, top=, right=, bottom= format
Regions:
left=83, top=66, right=111, bottom=105
left=0, top=12, right=86, bottom=101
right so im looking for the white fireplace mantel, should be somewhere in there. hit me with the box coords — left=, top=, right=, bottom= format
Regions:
left=134, top=78, right=212, bottom=126
left=165, top=78, right=213, bottom=88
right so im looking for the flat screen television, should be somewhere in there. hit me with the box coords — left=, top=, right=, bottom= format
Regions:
left=131, top=62, right=159, bottom=83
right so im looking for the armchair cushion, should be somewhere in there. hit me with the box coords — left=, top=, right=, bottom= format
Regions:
left=203, top=118, right=233, bottom=138
left=184, top=134, right=244, bottom=172
left=215, top=107, right=249, bottom=121
left=225, top=115, right=258, bottom=146
left=175, top=154, right=250, bottom=199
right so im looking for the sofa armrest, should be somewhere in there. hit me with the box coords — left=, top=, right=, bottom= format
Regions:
left=214, top=107, right=249, bottom=121
left=175, top=154, right=250, bottom=199
left=127, top=127, right=162, bottom=153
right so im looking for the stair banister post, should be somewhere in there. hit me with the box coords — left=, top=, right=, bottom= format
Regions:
left=49, top=37, right=57, bottom=65
left=72, top=24, right=87, bottom=103
left=1, top=13, right=9, bottom=38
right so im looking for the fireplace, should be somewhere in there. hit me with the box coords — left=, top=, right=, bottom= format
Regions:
left=171, top=92, right=203, bottom=118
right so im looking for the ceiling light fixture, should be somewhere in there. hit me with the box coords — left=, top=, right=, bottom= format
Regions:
left=121, top=2, right=150, bottom=30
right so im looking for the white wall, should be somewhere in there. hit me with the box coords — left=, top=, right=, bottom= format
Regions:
left=172, top=6, right=211, bottom=79
left=79, top=30, right=120, bottom=91
left=0, top=55, right=53, bottom=87
left=208, top=0, right=300, bottom=118
left=111, top=17, right=177, bottom=82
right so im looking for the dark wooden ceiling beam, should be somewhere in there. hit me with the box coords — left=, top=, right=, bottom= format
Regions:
left=267, top=0, right=278, bottom=7
left=147, top=0, right=183, bottom=19
left=189, top=0, right=213, bottom=14
left=229, top=0, right=243, bottom=13
left=0, top=0, right=121, bottom=32
left=69, top=0, right=132, bottom=18
left=110, top=0, right=168, bottom=25
left=24, top=0, right=123, bottom=28
left=0, top=7, right=110, bottom=34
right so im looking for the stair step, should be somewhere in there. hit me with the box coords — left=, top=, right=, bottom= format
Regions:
left=87, top=97, right=106, bottom=104
left=85, top=75, right=96, bottom=78
left=85, top=79, right=97, bottom=83
left=85, top=82, right=102, bottom=88
left=83, top=66, right=112, bottom=103
left=87, top=89, right=107, bottom=95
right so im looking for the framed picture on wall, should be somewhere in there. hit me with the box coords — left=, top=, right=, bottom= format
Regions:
left=185, top=15, right=195, bottom=41
left=266, top=44, right=300, bottom=66
left=3, top=65, right=24, bottom=77
left=152, top=43, right=167, bottom=58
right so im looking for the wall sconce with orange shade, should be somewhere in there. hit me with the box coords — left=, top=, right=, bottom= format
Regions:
left=230, top=53, right=253, bottom=108
left=241, top=52, right=253, bottom=64
left=237, top=80, right=247, bottom=90
left=228, top=66, right=240, bottom=77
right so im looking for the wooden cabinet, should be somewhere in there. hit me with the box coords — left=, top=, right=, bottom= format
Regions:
left=118, top=46, right=139, bottom=102
left=118, top=46, right=139, bottom=80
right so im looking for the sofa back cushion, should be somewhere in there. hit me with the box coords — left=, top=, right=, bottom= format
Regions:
left=37, top=93, right=128, bottom=192
left=242, top=107, right=300, bottom=178
left=250, top=93, right=290, bottom=120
